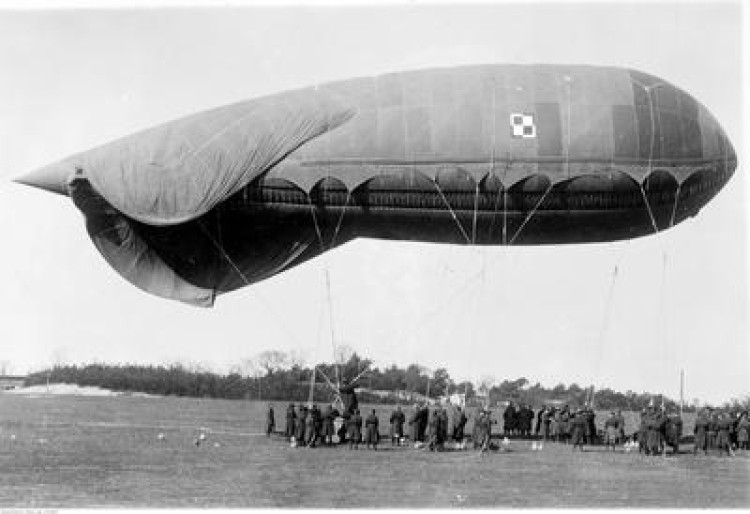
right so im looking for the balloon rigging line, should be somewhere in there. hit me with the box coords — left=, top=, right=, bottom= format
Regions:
left=349, top=361, right=372, bottom=385
left=375, top=183, right=552, bottom=347
left=196, top=219, right=303, bottom=349
left=315, top=365, right=343, bottom=404
left=508, top=184, right=554, bottom=245
left=329, top=191, right=352, bottom=248
left=433, top=181, right=472, bottom=244
left=471, top=184, right=480, bottom=244
left=306, top=193, right=342, bottom=389
left=639, top=185, right=660, bottom=234
left=306, top=196, right=327, bottom=252
left=592, top=265, right=619, bottom=391
left=324, top=267, right=339, bottom=390
left=197, top=219, right=251, bottom=287
left=669, top=184, right=681, bottom=229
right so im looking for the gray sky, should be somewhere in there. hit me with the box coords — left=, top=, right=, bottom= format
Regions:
left=0, top=2, right=746, bottom=404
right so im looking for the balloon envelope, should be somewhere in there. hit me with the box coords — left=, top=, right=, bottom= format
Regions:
left=16, top=64, right=737, bottom=306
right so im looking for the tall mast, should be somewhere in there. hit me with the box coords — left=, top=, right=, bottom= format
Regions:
left=679, top=369, right=685, bottom=416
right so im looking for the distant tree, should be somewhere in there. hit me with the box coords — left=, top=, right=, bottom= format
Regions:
left=477, top=375, right=496, bottom=398
left=430, top=368, right=451, bottom=398
left=254, top=350, right=289, bottom=377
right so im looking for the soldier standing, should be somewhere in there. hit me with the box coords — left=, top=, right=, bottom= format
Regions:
left=305, top=405, right=318, bottom=447
left=716, top=412, right=734, bottom=457
left=322, top=404, right=335, bottom=445
left=503, top=402, right=517, bottom=437
left=637, top=409, right=648, bottom=454
left=436, top=407, right=448, bottom=451
left=453, top=406, right=468, bottom=442
left=664, top=407, right=683, bottom=455
left=365, top=409, right=379, bottom=450
left=693, top=408, right=709, bottom=455
left=285, top=403, right=296, bottom=438
left=390, top=406, right=406, bottom=446
left=409, top=403, right=421, bottom=443
left=266, top=403, right=275, bottom=437
left=479, top=409, right=496, bottom=453
left=707, top=408, right=718, bottom=450
left=604, top=412, right=619, bottom=451
left=737, top=411, right=749, bottom=450
left=348, top=409, right=362, bottom=449
left=418, top=403, right=430, bottom=442
left=295, top=406, right=307, bottom=445
left=614, top=409, right=626, bottom=444
left=571, top=410, right=587, bottom=452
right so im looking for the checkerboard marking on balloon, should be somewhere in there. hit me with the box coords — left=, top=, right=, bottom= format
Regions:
left=510, top=113, right=536, bottom=138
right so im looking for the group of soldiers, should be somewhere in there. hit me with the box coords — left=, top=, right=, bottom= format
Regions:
left=692, top=407, right=749, bottom=456
left=533, top=404, right=604, bottom=445
left=266, top=400, right=749, bottom=457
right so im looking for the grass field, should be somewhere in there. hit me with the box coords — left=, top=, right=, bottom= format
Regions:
left=0, top=393, right=747, bottom=508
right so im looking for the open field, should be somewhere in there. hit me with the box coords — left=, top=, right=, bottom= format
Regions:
left=0, top=393, right=747, bottom=508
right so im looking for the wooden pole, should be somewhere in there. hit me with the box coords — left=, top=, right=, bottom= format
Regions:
left=679, top=369, right=685, bottom=416
left=308, top=367, right=316, bottom=406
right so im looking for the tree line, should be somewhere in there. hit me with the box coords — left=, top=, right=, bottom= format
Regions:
left=23, top=348, right=700, bottom=411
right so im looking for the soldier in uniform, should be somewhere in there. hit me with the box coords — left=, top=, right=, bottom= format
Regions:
left=570, top=410, right=587, bottom=452
left=312, top=404, right=323, bottom=446
left=365, top=409, right=379, bottom=450
left=266, top=403, right=275, bottom=437
left=716, top=411, right=733, bottom=457
left=426, top=409, right=438, bottom=451
left=541, top=407, right=552, bottom=441
left=295, top=405, right=307, bottom=445
left=321, top=404, right=335, bottom=445
left=305, top=405, right=318, bottom=447
left=614, top=409, right=626, bottom=445
left=436, top=407, right=449, bottom=451
left=408, top=404, right=420, bottom=442
left=737, top=411, right=749, bottom=450
left=637, top=409, right=649, bottom=454
left=693, top=408, right=709, bottom=455
left=535, top=406, right=546, bottom=438
left=473, top=409, right=485, bottom=450
left=503, top=402, right=517, bottom=437
left=584, top=407, right=597, bottom=445
left=479, top=409, right=496, bottom=453
left=559, top=406, right=571, bottom=444
left=549, top=408, right=559, bottom=442
left=664, top=407, right=683, bottom=455
left=285, top=403, right=296, bottom=438
left=604, top=412, right=619, bottom=451
left=418, top=404, right=430, bottom=442
left=645, top=407, right=666, bottom=456
left=453, top=406, right=468, bottom=442
left=347, top=409, right=362, bottom=449
left=389, top=406, right=406, bottom=446
left=707, top=408, right=718, bottom=451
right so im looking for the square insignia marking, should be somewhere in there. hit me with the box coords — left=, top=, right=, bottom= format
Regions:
left=510, top=113, right=536, bottom=139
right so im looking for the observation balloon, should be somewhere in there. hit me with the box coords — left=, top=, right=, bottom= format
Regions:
left=16, top=64, right=737, bottom=306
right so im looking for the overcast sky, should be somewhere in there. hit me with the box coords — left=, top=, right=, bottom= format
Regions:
left=0, top=2, right=746, bottom=404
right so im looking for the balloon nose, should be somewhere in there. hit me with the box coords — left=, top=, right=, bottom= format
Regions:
left=14, top=163, right=74, bottom=196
